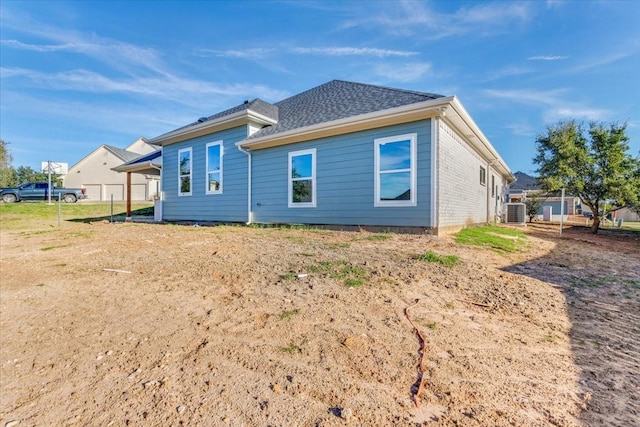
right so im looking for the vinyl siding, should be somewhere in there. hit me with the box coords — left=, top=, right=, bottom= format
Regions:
left=251, top=120, right=432, bottom=227
left=436, top=119, right=489, bottom=229
left=161, top=126, right=248, bottom=222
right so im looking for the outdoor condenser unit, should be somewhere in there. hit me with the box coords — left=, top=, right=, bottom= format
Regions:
left=504, top=203, right=526, bottom=225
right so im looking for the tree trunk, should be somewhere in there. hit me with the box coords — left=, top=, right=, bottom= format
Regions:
left=591, top=215, right=600, bottom=234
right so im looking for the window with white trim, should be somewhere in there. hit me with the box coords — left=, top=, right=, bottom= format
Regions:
left=288, top=148, right=316, bottom=208
left=206, top=141, right=223, bottom=194
left=375, top=133, right=417, bottom=207
left=480, top=166, right=486, bottom=186
left=178, top=147, right=192, bottom=196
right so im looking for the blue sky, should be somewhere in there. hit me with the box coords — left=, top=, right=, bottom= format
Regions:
left=1, top=0, right=639, bottom=175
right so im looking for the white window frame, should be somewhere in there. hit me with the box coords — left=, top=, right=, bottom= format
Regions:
left=178, top=147, right=192, bottom=196
left=480, top=166, right=487, bottom=186
left=205, top=141, right=223, bottom=195
left=374, top=133, right=417, bottom=207
left=288, top=148, right=316, bottom=208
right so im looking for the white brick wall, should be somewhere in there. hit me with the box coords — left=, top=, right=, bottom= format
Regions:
left=436, top=119, right=489, bottom=229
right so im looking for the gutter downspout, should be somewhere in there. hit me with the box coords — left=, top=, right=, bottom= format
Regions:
left=430, top=116, right=440, bottom=234
left=237, top=146, right=253, bottom=224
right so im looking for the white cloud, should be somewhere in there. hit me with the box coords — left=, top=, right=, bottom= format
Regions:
left=483, top=88, right=612, bottom=124
left=527, top=55, right=568, bottom=61
left=568, top=51, right=635, bottom=73
left=480, top=66, right=533, bottom=82
left=291, top=46, right=418, bottom=57
left=374, top=62, right=432, bottom=82
left=196, top=46, right=418, bottom=59
left=342, top=0, right=534, bottom=39
left=0, top=39, right=77, bottom=52
left=483, top=88, right=568, bottom=105
left=505, top=122, right=536, bottom=137
left=545, top=107, right=610, bottom=122
left=194, top=48, right=275, bottom=60
left=1, top=67, right=288, bottom=107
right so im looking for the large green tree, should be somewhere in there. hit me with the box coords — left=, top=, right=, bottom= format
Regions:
left=534, top=120, right=640, bottom=233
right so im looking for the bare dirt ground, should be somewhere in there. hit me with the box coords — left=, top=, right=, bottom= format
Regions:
left=1, top=219, right=638, bottom=426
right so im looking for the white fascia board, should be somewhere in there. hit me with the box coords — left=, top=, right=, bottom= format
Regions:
left=148, top=110, right=277, bottom=147
left=236, top=97, right=455, bottom=150
left=446, top=97, right=514, bottom=182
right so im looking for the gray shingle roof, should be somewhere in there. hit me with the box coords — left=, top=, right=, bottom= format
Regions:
left=155, top=80, right=445, bottom=141
left=105, top=145, right=142, bottom=162
left=172, top=98, right=279, bottom=133
left=248, top=80, right=444, bottom=139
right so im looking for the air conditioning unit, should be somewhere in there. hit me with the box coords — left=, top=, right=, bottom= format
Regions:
left=504, top=203, right=526, bottom=224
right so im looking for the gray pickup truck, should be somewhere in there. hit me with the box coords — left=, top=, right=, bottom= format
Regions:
left=0, top=182, right=87, bottom=203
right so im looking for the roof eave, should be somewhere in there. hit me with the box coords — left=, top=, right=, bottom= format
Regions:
left=148, top=110, right=278, bottom=146
left=112, top=161, right=162, bottom=175
left=444, top=97, right=514, bottom=181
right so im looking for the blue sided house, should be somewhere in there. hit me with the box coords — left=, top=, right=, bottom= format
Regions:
left=148, top=80, right=515, bottom=234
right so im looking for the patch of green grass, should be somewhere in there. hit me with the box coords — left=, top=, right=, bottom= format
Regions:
left=308, top=261, right=334, bottom=274
left=542, top=332, right=557, bottom=343
left=0, top=202, right=154, bottom=229
left=570, top=275, right=640, bottom=289
left=363, top=233, right=393, bottom=241
left=325, top=242, right=350, bottom=250
left=279, top=272, right=297, bottom=281
left=284, top=235, right=305, bottom=244
left=455, top=226, right=526, bottom=254
left=414, top=250, right=460, bottom=267
left=601, top=221, right=640, bottom=232
left=279, top=309, right=300, bottom=320
left=64, top=231, right=92, bottom=238
left=427, top=322, right=438, bottom=330
left=281, top=343, right=301, bottom=353
left=344, top=277, right=365, bottom=288
left=41, top=245, right=66, bottom=251
left=308, top=260, right=369, bottom=287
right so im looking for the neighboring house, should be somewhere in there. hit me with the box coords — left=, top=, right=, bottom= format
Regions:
left=148, top=80, right=515, bottom=234
left=64, top=138, right=160, bottom=201
left=508, top=171, right=579, bottom=216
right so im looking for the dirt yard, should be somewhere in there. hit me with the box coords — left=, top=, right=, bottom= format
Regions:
left=1, top=219, right=638, bottom=426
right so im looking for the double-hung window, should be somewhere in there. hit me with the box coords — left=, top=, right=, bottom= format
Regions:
left=480, top=166, right=487, bottom=186
left=178, top=147, right=192, bottom=196
left=374, top=133, right=417, bottom=207
left=288, top=148, right=316, bottom=208
left=206, top=141, right=223, bottom=194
